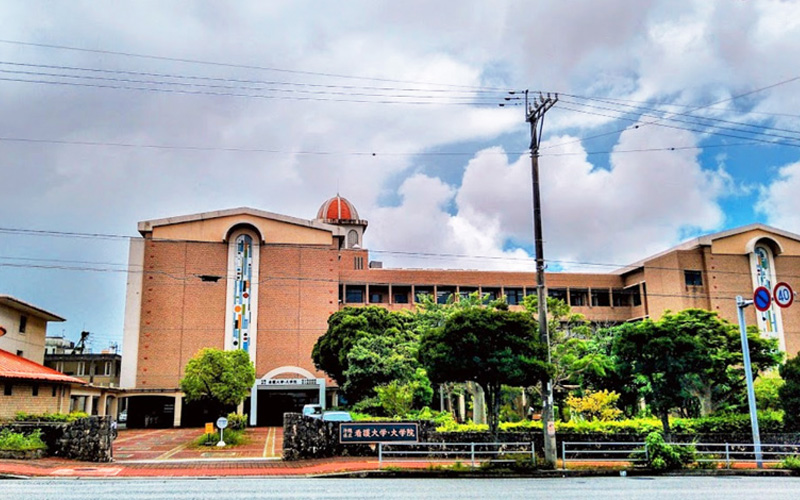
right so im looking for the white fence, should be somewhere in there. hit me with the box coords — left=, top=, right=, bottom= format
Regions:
left=378, top=441, right=535, bottom=467
left=561, top=441, right=800, bottom=469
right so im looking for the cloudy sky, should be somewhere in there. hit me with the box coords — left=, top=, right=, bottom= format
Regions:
left=1, top=1, right=799, bottom=351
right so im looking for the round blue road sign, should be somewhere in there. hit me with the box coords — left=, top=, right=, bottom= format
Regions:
left=754, top=286, right=771, bottom=312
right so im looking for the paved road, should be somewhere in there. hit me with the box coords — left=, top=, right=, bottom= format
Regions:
left=2, top=476, right=800, bottom=499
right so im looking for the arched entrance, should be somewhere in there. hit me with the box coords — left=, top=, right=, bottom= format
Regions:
left=250, top=366, right=326, bottom=426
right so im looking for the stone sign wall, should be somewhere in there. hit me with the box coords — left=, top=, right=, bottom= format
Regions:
left=0, top=416, right=114, bottom=462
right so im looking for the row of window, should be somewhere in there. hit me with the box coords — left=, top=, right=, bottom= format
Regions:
left=2, top=383, right=57, bottom=397
left=341, top=285, right=643, bottom=307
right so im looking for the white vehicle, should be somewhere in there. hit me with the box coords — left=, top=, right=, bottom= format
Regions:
left=302, top=404, right=323, bottom=418
left=321, top=411, right=352, bottom=422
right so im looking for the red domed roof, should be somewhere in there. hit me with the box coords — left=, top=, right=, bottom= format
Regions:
left=317, top=195, right=360, bottom=221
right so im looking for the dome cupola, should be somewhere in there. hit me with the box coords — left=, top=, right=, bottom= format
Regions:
left=317, top=195, right=360, bottom=221
left=315, top=194, right=368, bottom=250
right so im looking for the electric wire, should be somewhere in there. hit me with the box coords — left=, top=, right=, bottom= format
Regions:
left=0, top=38, right=511, bottom=92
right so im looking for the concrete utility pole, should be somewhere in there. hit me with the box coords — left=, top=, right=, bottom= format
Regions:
left=525, top=90, right=558, bottom=467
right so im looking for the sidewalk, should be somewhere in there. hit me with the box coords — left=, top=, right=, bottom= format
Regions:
left=0, top=456, right=401, bottom=478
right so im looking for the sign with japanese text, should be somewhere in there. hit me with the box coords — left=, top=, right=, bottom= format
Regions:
left=339, top=423, right=419, bottom=443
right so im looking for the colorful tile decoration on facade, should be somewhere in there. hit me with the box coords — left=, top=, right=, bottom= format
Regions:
left=754, top=245, right=779, bottom=338
left=232, top=234, right=253, bottom=352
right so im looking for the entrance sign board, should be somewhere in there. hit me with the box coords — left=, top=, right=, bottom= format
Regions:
left=258, top=378, right=318, bottom=386
left=754, top=286, right=771, bottom=312
left=340, top=423, right=419, bottom=443
left=774, top=282, right=794, bottom=308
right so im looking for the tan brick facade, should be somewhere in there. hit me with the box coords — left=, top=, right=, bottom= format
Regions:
left=0, top=381, right=70, bottom=420
left=120, top=207, right=800, bottom=426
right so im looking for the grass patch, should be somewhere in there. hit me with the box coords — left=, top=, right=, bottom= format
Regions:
left=0, top=428, right=47, bottom=451
left=191, top=429, right=247, bottom=448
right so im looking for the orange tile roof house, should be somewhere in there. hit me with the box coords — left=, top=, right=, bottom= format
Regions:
left=0, top=348, right=84, bottom=420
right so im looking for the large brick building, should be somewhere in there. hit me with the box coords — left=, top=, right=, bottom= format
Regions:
left=120, top=196, right=800, bottom=427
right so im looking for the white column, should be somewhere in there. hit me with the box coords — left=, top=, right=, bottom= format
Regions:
left=318, top=378, right=326, bottom=410
left=249, top=383, right=258, bottom=426
left=173, top=394, right=183, bottom=427
left=121, top=239, right=145, bottom=389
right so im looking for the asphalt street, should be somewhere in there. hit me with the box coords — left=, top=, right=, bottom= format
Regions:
left=2, top=476, right=800, bottom=500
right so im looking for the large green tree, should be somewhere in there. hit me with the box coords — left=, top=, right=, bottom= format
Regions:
left=522, top=295, right=614, bottom=398
left=312, top=306, right=428, bottom=409
left=311, top=306, right=408, bottom=390
left=611, top=309, right=781, bottom=436
left=418, top=307, right=551, bottom=438
left=180, top=348, right=256, bottom=415
left=612, top=315, right=709, bottom=437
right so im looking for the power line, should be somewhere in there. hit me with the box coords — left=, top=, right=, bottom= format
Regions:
left=557, top=98, right=800, bottom=145
left=0, top=38, right=510, bottom=92
left=0, top=76, right=506, bottom=106
left=6, top=227, right=800, bottom=283
left=0, top=134, right=772, bottom=158
left=0, top=60, right=512, bottom=96
left=563, top=94, right=800, bottom=136
left=557, top=104, right=800, bottom=149
left=543, top=74, right=800, bottom=151
left=0, top=67, right=513, bottom=103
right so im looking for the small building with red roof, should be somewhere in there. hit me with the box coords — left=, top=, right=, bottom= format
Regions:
left=0, top=347, right=85, bottom=420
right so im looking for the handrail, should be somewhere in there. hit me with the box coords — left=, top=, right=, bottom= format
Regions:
left=378, top=441, right=535, bottom=466
left=561, top=441, right=800, bottom=470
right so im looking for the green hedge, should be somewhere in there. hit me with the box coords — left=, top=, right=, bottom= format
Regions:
left=437, top=411, right=785, bottom=435
left=14, top=411, right=90, bottom=422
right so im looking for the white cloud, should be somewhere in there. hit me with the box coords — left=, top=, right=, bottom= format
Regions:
left=756, top=161, right=800, bottom=232
left=368, top=124, right=733, bottom=272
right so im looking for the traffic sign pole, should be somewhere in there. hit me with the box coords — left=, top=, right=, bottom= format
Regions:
left=736, top=295, right=763, bottom=468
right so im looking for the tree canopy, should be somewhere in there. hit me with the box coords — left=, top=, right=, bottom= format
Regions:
left=180, top=348, right=256, bottom=412
left=611, top=309, right=781, bottom=436
left=779, top=353, right=800, bottom=431
left=418, top=307, right=551, bottom=437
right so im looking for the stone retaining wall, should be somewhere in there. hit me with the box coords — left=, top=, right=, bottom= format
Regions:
left=0, top=416, right=114, bottom=462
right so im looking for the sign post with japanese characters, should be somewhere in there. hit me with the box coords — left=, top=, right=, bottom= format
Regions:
left=339, top=423, right=419, bottom=443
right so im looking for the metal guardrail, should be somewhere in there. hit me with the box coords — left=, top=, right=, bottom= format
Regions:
left=562, top=441, right=800, bottom=470
left=378, top=441, right=535, bottom=467
left=561, top=441, right=647, bottom=470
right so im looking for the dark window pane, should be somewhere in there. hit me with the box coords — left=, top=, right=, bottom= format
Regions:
left=685, top=270, right=703, bottom=286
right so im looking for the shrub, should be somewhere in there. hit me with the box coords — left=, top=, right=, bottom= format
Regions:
left=671, top=411, right=784, bottom=434
left=14, top=411, right=89, bottom=422
left=755, top=372, right=784, bottom=411
left=566, top=390, right=623, bottom=422
left=0, top=429, right=47, bottom=451
left=193, top=429, right=245, bottom=447
left=644, top=431, right=695, bottom=470
left=780, top=355, right=800, bottom=431
left=226, top=412, right=248, bottom=431
left=781, top=455, right=800, bottom=470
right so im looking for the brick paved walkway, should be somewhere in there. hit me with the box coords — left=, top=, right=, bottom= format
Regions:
left=112, top=427, right=283, bottom=461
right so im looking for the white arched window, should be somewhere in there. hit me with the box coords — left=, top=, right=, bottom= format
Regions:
left=347, top=229, right=359, bottom=248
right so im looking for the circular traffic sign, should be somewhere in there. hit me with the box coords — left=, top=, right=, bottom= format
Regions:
left=774, top=282, right=794, bottom=308
left=216, top=417, right=228, bottom=429
left=754, top=286, right=772, bottom=312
